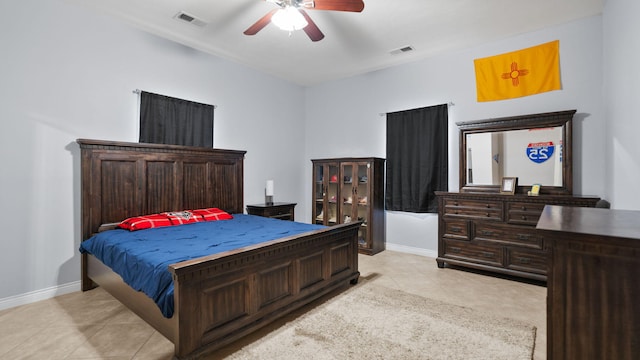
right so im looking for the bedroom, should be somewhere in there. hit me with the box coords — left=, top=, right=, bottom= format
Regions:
left=0, top=0, right=638, bottom=358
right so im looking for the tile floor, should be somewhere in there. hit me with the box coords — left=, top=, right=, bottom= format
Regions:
left=0, top=251, right=547, bottom=359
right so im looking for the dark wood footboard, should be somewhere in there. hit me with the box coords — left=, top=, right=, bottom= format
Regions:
left=85, top=221, right=360, bottom=359
left=171, top=221, right=360, bottom=359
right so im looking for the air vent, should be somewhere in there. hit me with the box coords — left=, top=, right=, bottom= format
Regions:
left=174, top=11, right=207, bottom=27
left=390, top=46, right=415, bottom=55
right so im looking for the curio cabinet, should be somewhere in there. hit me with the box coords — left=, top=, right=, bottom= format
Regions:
left=312, top=157, right=385, bottom=255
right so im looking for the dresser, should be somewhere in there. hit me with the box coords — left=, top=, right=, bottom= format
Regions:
left=435, top=192, right=599, bottom=281
left=538, top=206, right=640, bottom=359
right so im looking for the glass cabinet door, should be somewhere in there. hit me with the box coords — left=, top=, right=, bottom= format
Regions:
left=313, top=162, right=339, bottom=225
left=326, top=163, right=339, bottom=225
left=340, top=163, right=355, bottom=225
left=312, top=163, right=325, bottom=225
left=355, top=162, right=371, bottom=248
left=340, top=162, right=371, bottom=248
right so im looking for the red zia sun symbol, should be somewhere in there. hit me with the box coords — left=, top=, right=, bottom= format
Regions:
left=501, top=62, right=529, bottom=86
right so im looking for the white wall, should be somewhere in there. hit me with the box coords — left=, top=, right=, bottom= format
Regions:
left=304, top=15, right=607, bottom=253
left=603, top=0, right=640, bottom=209
left=0, top=0, right=306, bottom=306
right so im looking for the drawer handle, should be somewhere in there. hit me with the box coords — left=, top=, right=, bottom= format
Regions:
left=480, top=230, right=494, bottom=236
left=486, top=213, right=491, bottom=217
left=521, top=206, right=527, bottom=211
left=480, top=251, right=494, bottom=258
left=450, top=246, right=461, bottom=253
left=453, top=201, right=458, bottom=206
left=485, top=204, right=491, bottom=208
left=450, top=226, right=463, bottom=233
left=521, top=215, right=528, bottom=220
left=517, top=256, right=531, bottom=264
left=517, top=234, right=531, bottom=241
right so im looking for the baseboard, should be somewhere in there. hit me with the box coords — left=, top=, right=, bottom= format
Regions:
left=385, top=243, right=437, bottom=258
left=0, top=281, right=81, bottom=311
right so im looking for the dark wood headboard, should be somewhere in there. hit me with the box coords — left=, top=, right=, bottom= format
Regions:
left=77, top=139, right=246, bottom=241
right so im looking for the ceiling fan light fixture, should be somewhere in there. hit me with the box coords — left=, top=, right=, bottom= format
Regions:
left=272, top=7, right=308, bottom=31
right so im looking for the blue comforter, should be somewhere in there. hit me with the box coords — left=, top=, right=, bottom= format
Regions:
left=79, top=214, right=325, bottom=317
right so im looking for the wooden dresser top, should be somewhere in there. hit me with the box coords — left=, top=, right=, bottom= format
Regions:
left=537, top=205, right=640, bottom=241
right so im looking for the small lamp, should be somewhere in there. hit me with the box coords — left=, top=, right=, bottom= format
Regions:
left=265, top=180, right=274, bottom=205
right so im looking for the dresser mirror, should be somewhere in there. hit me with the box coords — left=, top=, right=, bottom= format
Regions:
left=458, top=110, right=575, bottom=195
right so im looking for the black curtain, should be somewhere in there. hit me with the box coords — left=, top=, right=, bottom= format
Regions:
left=139, top=91, right=214, bottom=147
left=386, top=104, right=448, bottom=213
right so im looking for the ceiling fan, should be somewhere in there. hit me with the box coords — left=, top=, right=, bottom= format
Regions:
left=243, top=0, right=365, bottom=42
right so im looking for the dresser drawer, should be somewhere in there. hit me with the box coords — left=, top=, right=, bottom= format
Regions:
left=442, top=219, right=469, bottom=240
left=506, top=248, right=547, bottom=275
left=246, top=203, right=296, bottom=221
left=443, top=199, right=503, bottom=220
left=506, top=202, right=545, bottom=226
left=442, top=239, right=503, bottom=267
left=263, top=207, right=294, bottom=219
left=473, top=223, right=543, bottom=249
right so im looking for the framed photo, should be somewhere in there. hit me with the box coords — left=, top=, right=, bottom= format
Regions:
left=500, top=177, right=518, bottom=195
left=529, top=183, right=541, bottom=196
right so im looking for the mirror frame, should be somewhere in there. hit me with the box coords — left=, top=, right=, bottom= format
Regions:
left=458, top=109, right=575, bottom=195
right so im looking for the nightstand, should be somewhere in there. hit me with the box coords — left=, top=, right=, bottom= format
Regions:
left=246, top=202, right=297, bottom=221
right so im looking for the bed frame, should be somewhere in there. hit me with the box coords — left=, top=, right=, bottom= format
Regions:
left=77, top=139, right=361, bottom=359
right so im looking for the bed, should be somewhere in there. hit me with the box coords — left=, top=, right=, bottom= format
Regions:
left=77, top=139, right=361, bottom=359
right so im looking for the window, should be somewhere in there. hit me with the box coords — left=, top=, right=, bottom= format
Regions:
left=385, top=104, right=448, bottom=213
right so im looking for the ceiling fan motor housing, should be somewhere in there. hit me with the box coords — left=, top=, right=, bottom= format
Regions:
left=245, top=0, right=364, bottom=41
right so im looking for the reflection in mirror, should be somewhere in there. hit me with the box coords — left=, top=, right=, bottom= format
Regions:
left=458, top=110, right=575, bottom=195
left=466, top=127, right=563, bottom=186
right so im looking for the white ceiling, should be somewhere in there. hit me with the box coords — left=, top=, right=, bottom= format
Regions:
left=66, top=0, right=604, bottom=86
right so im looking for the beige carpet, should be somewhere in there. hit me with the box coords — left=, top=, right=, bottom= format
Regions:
left=226, top=281, right=536, bottom=360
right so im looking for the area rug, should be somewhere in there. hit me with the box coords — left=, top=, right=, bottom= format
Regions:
left=225, top=282, right=536, bottom=360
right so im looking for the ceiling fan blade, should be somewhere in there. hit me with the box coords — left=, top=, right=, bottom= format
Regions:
left=243, top=9, right=278, bottom=35
left=299, top=10, right=325, bottom=42
left=310, top=0, right=364, bottom=12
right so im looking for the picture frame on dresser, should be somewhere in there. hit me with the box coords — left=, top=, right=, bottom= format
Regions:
left=500, top=177, right=517, bottom=194
left=529, top=184, right=541, bottom=196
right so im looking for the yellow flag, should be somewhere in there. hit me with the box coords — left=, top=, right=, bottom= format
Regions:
left=474, top=40, right=561, bottom=102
